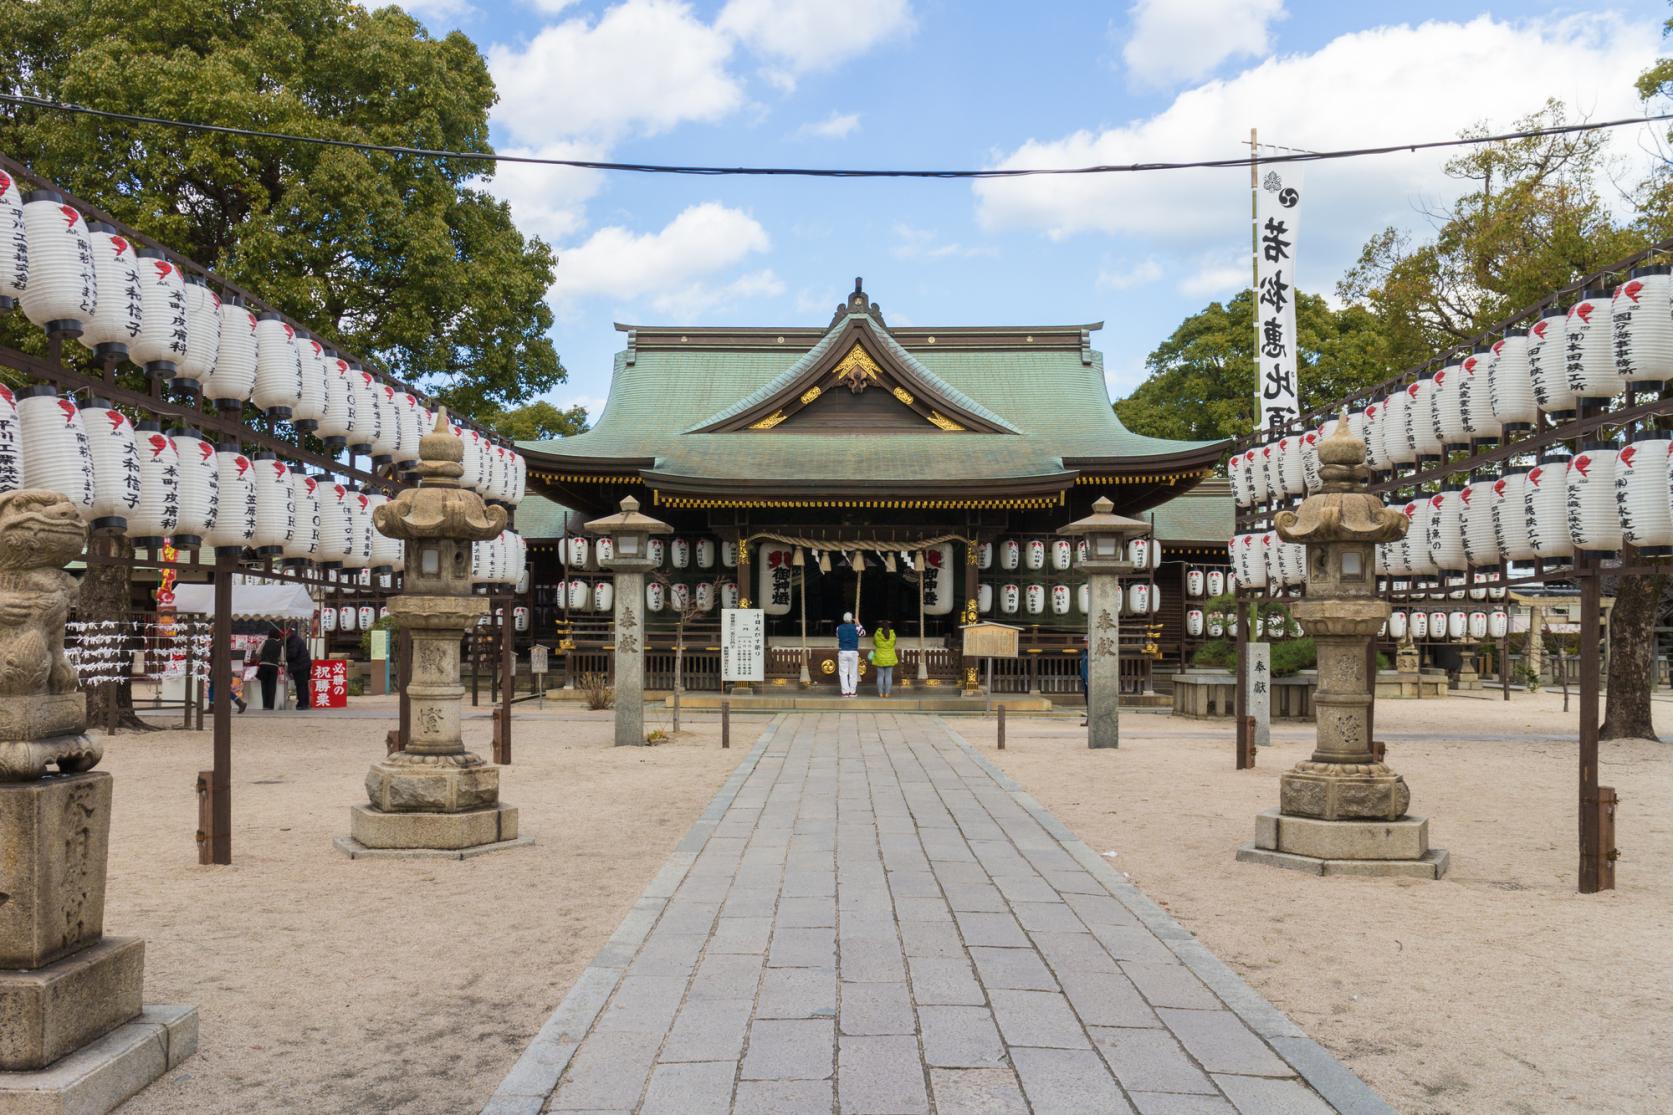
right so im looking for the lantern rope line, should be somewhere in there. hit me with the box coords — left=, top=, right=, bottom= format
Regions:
left=2, top=93, right=1669, bottom=180
left=742, top=532, right=977, bottom=554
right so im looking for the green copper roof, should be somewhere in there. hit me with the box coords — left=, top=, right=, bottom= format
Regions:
left=1149, top=478, right=1234, bottom=543
left=512, top=491, right=578, bottom=538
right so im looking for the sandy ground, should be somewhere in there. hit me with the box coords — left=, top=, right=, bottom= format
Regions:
left=952, top=690, right=1673, bottom=1115
left=96, top=697, right=760, bottom=1115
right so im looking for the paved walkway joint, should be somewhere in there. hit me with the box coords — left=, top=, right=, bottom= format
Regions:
left=485, top=713, right=1392, bottom=1115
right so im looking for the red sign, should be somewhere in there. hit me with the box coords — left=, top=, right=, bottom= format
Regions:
left=310, top=660, right=349, bottom=710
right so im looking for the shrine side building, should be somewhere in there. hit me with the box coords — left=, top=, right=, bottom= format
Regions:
left=516, top=281, right=1232, bottom=694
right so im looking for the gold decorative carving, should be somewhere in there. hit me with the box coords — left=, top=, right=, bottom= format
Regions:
left=799, top=386, right=822, bottom=405
left=820, top=659, right=835, bottom=675
left=749, top=410, right=787, bottom=430
left=891, top=386, right=915, bottom=406
left=833, top=343, right=882, bottom=393
left=926, top=411, right=964, bottom=432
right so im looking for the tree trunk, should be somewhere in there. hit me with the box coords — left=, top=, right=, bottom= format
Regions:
left=1600, top=572, right=1664, bottom=742
left=81, top=536, right=160, bottom=734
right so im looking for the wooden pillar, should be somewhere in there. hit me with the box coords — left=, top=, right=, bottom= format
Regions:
left=209, top=547, right=234, bottom=865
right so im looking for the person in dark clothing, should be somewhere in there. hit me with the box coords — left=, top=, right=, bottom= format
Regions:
left=284, top=627, right=312, bottom=710
left=256, top=626, right=283, bottom=711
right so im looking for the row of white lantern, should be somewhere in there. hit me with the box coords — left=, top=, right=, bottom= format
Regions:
left=1231, top=267, right=1673, bottom=510
left=1227, top=532, right=1307, bottom=590
left=564, top=535, right=738, bottom=571
left=1182, top=609, right=1302, bottom=639
left=471, top=531, right=528, bottom=587
left=971, top=581, right=1164, bottom=617
left=1183, top=568, right=1229, bottom=598
left=977, top=537, right=1162, bottom=572
left=1385, top=609, right=1510, bottom=641
left=1382, top=577, right=1508, bottom=601
left=454, top=425, right=526, bottom=506
left=319, top=604, right=386, bottom=634
left=560, top=581, right=740, bottom=613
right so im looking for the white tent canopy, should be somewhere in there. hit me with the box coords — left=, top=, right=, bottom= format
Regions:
left=172, top=582, right=314, bottom=620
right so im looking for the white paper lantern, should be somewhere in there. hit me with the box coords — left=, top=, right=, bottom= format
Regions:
left=1426, top=488, right=1467, bottom=573
left=173, top=277, right=222, bottom=389
left=339, top=605, right=358, bottom=633
left=1467, top=611, right=1487, bottom=640
left=999, top=539, right=1020, bottom=570
left=1077, top=583, right=1091, bottom=613
left=321, top=607, right=337, bottom=633
left=316, top=355, right=354, bottom=448
left=1566, top=445, right=1621, bottom=555
left=353, top=604, right=373, bottom=631
left=1260, top=441, right=1284, bottom=502
left=127, top=422, right=180, bottom=546
left=1491, top=471, right=1537, bottom=562
left=1613, top=267, right=1673, bottom=386
left=1447, top=611, right=1467, bottom=641
left=1186, top=569, right=1204, bottom=597
left=395, top=393, right=424, bottom=465
left=648, top=537, right=665, bottom=569
left=1360, top=404, right=1384, bottom=472
left=347, top=489, right=375, bottom=570
left=1023, top=538, right=1045, bottom=571
left=672, top=537, right=691, bottom=569
left=349, top=366, right=379, bottom=454
left=167, top=429, right=217, bottom=548
left=976, top=540, right=994, bottom=569
left=77, top=224, right=141, bottom=359
left=1460, top=479, right=1501, bottom=570
left=567, top=536, right=590, bottom=569
left=1409, top=611, right=1428, bottom=639
left=670, top=582, right=690, bottom=612
left=598, top=537, right=616, bottom=565
left=689, top=581, right=711, bottom=612
left=1388, top=610, right=1408, bottom=640
left=1618, top=437, right=1673, bottom=553
left=1524, top=454, right=1574, bottom=560
left=512, top=606, right=530, bottom=633
left=205, top=299, right=258, bottom=406
left=1404, top=378, right=1444, bottom=459
left=1044, top=583, right=1067, bottom=615
left=564, top=580, right=587, bottom=611
left=17, top=388, right=96, bottom=515
left=1242, top=533, right=1269, bottom=589
left=1565, top=291, right=1620, bottom=404
left=252, top=314, right=302, bottom=419
left=19, top=191, right=96, bottom=337
left=1528, top=309, right=1578, bottom=417
left=1431, top=362, right=1469, bottom=450
left=80, top=401, right=140, bottom=533
left=646, top=581, right=666, bottom=613
left=1489, top=331, right=1537, bottom=432
left=1049, top=539, right=1071, bottom=571
left=288, top=331, right=327, bottom=433
left=999, top=583, right=1019, bottom=614
left=0, top=168, right=26, bottom=307
left=1379, top=392, right=1415, bottom=468
left=972, top=583, right=991, bottom=614
left=1299, top=429, right=1325, bottom=492
left=1489, top=610, right=1509, bottom=638
left=315, top=482, right=353, bottom=566
left=284, top=472, right=321, bottom=564
left=713, top=581, right=734, bottom=609
left=1125, top=582, right=1148, bottom=615
left=718, top=539, right=736, bottom=568
left=129, top=250, right=188, bottom=379
left=366, top=493, right=401, bottom=572
left=503, top=531, right=524, bottom=586
left=588, top=581, right=609, bottom=612
left=1246, top=446, right=1271, bottom=506
left=208, top=446, right=256, bottom=552
left=1183, top=608, right=1203, bottom=637
left=247, top=454, right=294, bottom=555
left=694, top=537, right=715, bottom=569
left=1128, top=538, right=1149, bottom=569
left=1020, top=583, right=1042, bottom=615
left=0, top=384, right=17, bottom=495
left=1459, top=348, right=1502, bottom=441
left=1228, top=453, right=1251, bottom=508
left=366, top=380, right=398, bottom=463
left=1206, top=569, right=1225, bottom=597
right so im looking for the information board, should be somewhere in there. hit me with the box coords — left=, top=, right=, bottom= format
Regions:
left=310, top=660, right=349, bottom=710
left=721, top=608, right=765, bottom=682
left=530, top=645, right=549, bottom=675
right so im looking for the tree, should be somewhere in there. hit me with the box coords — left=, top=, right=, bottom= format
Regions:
left=0, top=2, right=564, bottom=729
left=1114, top=289, right=1395, bottom=443
left=483, top=401, right=589, bottom=442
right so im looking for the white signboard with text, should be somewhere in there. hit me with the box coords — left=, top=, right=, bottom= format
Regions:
left=1253, top=165, right=1304, bottom=437
left=722, top=608, right=765, bottom=682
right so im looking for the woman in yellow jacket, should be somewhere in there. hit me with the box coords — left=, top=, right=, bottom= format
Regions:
left=872, top=620, right=898, bottom=697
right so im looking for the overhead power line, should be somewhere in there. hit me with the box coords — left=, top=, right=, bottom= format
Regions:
left=2, top=93, right=1669, bottom=179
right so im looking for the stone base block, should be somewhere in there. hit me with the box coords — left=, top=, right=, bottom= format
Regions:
left=0, top=1004, right=196, bottom=1115
left=1280, top=765, right=1410, bottom=821
left=1253, top=808, right=1431, bottom=860
left=1236, top=843, right=1450, bottom=879
left=364, top=754, right=499, bottom=813
left=0, top=938, right=144, bottom=1071
left=0, top=772, right=112, bottom=969
left=348, top=802, right=519, bottom=851
left=333, top=834, right=534, bottom=860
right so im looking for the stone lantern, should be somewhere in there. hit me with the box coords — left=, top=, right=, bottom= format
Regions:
left=1237, top=414, right=1448, bottom=878
left=1060, top=496, right=1148, bottom=749
left=587, top=495, right=671, bottom=747
left=343, top=410, right=524, bottom=855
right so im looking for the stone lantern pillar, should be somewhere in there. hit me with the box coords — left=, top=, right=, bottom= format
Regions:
left=1061, top=497, right=1148, bottom=749
left=587, top=496, right=671, bottom=747
left=343, top=411, right=524, bottom=855
left=1237, top=415, right=1448, bottom=878
left=0, top=490, right=196, bottom=1112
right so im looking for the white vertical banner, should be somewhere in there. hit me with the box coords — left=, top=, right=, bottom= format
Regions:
left=1253, top=165, right=1304, bottom=437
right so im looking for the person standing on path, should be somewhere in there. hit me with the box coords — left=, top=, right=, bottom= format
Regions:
left=836, top=611, right=864, bottom=697
left=873, top=619, right=898, bottom=697
left=284, top=626, right=312, bottom=710
left=256, top=626, right=283, bottom=711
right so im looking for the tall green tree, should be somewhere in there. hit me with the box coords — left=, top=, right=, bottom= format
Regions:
left=1114, top=289, right=1395, bottom=443
left=483, top=400, right=590, bottom=441
left=0, top=0, right=562, bottom=416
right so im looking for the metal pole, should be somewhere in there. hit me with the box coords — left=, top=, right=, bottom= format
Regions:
left=1579, top=559, right=1602, bottom=894
left=997, top=703, right=1006, bottom=750
left=500, top=601, right=514, bottom=765
left=1234, top=592, right=1249, bottom=767
left=1501, top=629, right=1511, bottom=701
left=210, top=548, right=234, bottom=865
left=917, top=561, right=928, bottom=681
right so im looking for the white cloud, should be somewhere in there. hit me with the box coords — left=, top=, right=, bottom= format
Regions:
left=891, top=223, right=995, bottom=261
left=718, top=0, right=913, bottom=87
left=525, top=0, right=580, bottom=11
left=795, top=112, right=862, bottom=140
left=1121, top=0, right=1286, bottom=89
left=401, top=0, right=476, bottom=22
left=976, top=14, right=1661, bottom=292
left=489, top=0, right=743, bottom=145
left=482, top=142, right=608, bottom=244
left=551, top=202, right=772, bottom=304
left=1175, top=255, right=1250, bottom=298
left=651, top=269, right=786, bottom=317
left=1097, top=257, right=1165, bottom=291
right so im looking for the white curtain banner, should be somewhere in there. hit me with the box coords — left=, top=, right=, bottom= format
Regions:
left=1253, top=165, right=1304, bottom=436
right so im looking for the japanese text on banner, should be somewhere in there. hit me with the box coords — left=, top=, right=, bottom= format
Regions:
left=1253, top=165, right=1304, bottom=436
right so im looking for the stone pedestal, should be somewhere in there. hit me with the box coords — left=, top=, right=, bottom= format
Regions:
left=1237, top=809, right=1449, bottom=878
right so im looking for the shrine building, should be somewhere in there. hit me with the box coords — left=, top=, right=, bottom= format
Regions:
left=515, top=279, right=1232, bottom=695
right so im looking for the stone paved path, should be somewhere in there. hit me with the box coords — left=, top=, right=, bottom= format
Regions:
left=485, top=714, right=1390, bottom=1115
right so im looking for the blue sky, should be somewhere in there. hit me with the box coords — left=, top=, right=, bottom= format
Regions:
left=398, top=0, right=1671, bottom=422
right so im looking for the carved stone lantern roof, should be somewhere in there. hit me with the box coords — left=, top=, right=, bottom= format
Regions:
left=1274, top=412, right=1407, bottom=546
left=372, top=408, right=506, bottom=544
left=585, top=495, right=673, bottom=538
left=1059, top=495, right=1150, bottom=539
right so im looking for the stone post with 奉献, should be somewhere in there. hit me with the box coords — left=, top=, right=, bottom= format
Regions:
left=587, top=496, right=672, bottom=746
left=1060, top=496, right=1148, bottom=749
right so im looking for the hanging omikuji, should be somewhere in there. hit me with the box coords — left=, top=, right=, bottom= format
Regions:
left=17, top=387, right=95, bottom=514
left=1564, top=290, right=1620, bottom=406
left=252, top=314, right=302, bottom=420
left=204, top=298, right=258, bottom=407
left=292, top=331, right=328, bottom=434
left=130, top=250, right=188, bottom=379
left=1523, top=451, right=1575, bottom=560
left=1426, top=487, right=1467, bottom=574
left=80, top=401, right=140, bottom=533
left=19, top=191, right=96, bottom=337
left=1459, top=479, right=1501, bottom=571
left=77, top=223, right=141, bottom=359
left=1613, top=266, right=1673, bottom=385
left=0, top=168, right=27, bottom=308
left=318, top=355, right=356, bottom=450
left=1528, top=307, right=1578, bottom=418
left=169, top=429, right=218, bottom=549
left=315, top=482, right=353, bottom=567
left=1488, top=331, right=1537, bottom=433
left=1491, top=470, right=1537, bottom=563
left=1460, top=347, right=1502, bottom=442
left=285, top=471, right=321, bottom=566
left=1565, top=442, right=1621, bottom=555
left=208, top=445, right=256, bottom=552
left=175, top=277, right=221, bottom=390
left=1617, top=435, right=1673, bottom=554
left=248, top=453, right=294, bottom=555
